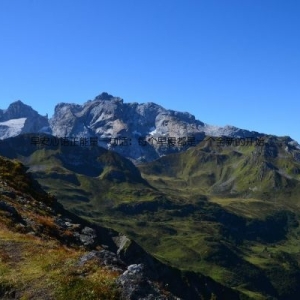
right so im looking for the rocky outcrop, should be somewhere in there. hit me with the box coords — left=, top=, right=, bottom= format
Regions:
left=112, top=234, right=241, bottom=300
left=117, top=263, right=178, bottom=300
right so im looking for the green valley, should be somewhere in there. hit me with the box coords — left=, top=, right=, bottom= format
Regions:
left=1, top=134, right=300, bottom=299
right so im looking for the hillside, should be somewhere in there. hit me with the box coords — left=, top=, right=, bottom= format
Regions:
left=0, top=155, right=242, bottom=299
left=0, top=133, right=159, bottom=214
left=140, top=135, right=300, bottom=198
left=137, top=135, right=300, bottom=299
left=2, top=134, right=300, bottom=298
left=0, top=156, right=121, bottom=299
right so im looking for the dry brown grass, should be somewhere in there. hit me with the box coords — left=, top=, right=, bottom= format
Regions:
left=0, top=225, right=120, bottom=299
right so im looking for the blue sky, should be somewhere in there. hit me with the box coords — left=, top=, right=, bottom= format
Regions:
left=0, top=0, right=299, bottom=141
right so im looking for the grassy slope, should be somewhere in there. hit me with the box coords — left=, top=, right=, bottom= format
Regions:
left=139, top=136, right=300, bottom=200
left=0, top=134, right=162, bottom=213
left=0, top=155, right=245, bottom=300
left=0, top=156, right=120, bottom=299
left=0, top=228, right=119, bottom=300
left=2, top=134, right=300, bottom=299
left=134, top=136, right=300, bottom=299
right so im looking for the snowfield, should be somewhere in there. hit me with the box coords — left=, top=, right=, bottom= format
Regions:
left=0, top=118, right=27, bottom=139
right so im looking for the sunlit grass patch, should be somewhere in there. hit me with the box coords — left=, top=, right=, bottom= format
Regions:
left=0, top=226, right=120, bottom=299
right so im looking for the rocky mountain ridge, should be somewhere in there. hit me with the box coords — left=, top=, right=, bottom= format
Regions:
left=0, top=100, right=49, bottom=139
left=0, top=92, right=269, bottom=162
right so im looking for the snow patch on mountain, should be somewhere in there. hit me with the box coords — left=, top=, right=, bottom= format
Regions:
left=0, top=118, right=27, bottom=139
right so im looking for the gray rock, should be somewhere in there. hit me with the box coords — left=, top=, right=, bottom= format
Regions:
left=117, top=263, right=177, bottom=300
left=77, top=250, right=98, bottom=266
left=127, top=264, right=143, bottom=274
left=77, top=249, right=126, bottom=272
left=78, top=234, right=94, bottom=247
left=73, top=226, right=97, bottom=247
left=81, top=226, right=96, bottom=235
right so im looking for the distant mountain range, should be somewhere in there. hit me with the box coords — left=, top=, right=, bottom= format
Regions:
left=0, top=92, right=280, bottom=162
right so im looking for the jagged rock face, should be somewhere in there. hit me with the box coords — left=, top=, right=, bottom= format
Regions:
left=0, top=100, right=37, bottom=121
left=0, top=100, right=49, bottom=139
left=0, top=92, right=282, bottom=161
left=49, top=92, right=262, bottom=161
left=49, top=93, right=207, bottom=140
